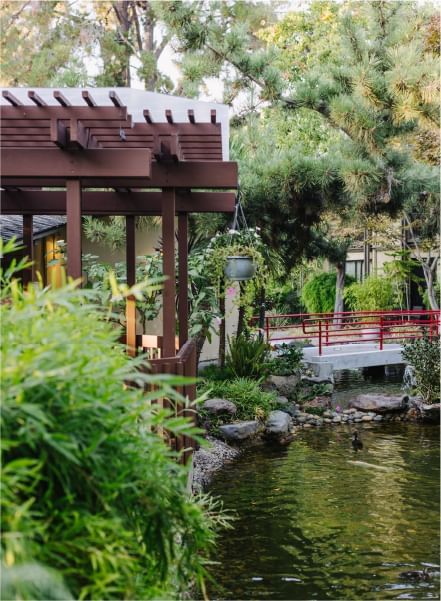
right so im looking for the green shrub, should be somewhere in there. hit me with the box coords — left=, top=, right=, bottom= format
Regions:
left=301, top=272, right=355, bottom=313
left=298, top=382, right=333, bottom=403
left=0, top=278, right=225, bottom=599
left=402, top=336, right=440, bottom=403
left=303, top=406, right=326, bottom=416
left=198, top=378, right=277, bottom=421
left=344, top=275, right=396, bottom=311
left=199, top=363, right=230, bottom=381
left=225, top=334, right=270, bottom=379
left=265, top=282, right=303, bottom=314
left=1, top=564, right=74, bottom=601
left=267, top=343, right=304, bottom=376
left=423, top=281, right=440, bottom=309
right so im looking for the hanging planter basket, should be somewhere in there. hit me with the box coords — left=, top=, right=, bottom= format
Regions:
left=224, top=256, right=256, bottom=281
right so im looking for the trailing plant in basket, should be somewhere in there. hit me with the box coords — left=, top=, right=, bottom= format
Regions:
left=206, top=228, right=265, bottom=293
left=402, top=336, right=440, bottom=403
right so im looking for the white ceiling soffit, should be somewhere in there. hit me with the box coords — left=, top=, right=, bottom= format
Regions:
left=1, top=87, right=230, bottom=160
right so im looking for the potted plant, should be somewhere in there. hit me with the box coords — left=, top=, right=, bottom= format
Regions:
left=207, top=228, right=264, bottom=282
left=224, top=254, right=256, bottom=281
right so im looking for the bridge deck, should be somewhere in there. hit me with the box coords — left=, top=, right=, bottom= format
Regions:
left=301, top=343, right=404, bottom=379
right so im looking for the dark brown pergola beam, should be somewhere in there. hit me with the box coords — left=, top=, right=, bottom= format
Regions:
left=153, top=133, right=182, bottom=162
left=1, top=160, right=237, bottom=189
left=126, top=215, right=136, bottom=357
left=162, top=188, right=176, bottom=357
left=82, top=91, right=97, bottom=107
left=178, top=212, right=189, bottom=348
left=66, top=180, right=82, bottom=280
left=22, top=214, right=34, bottom=286
left=28, top=91, right=47, bottom=106
left=109, top=90, right=124, bottom=107
left=49, top=119, right=101, bottom=149
left=2, top=91, right=23, bottom=106
left=1, top=148, right=151, bottom=179
left=1, top=106, right=129, bottom=120
left=2, top=118, right=134, bottom=129
left=1, top=190, right=236, bottom=215
left=50, top=119, right=68, bottom=147
left=54, top=90, right=71, bottom=107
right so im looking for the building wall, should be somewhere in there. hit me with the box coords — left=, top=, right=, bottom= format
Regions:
left=28, top=224, right=246, bottom=363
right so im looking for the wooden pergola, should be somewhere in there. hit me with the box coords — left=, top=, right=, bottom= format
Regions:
left=1, top=88, right=238, bottom=434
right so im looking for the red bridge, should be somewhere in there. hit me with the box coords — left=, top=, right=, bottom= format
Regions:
left=252, top=309, right=440, bottom=355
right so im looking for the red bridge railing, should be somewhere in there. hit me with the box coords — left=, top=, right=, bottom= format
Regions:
left=251, top=310, right=440, bottom=355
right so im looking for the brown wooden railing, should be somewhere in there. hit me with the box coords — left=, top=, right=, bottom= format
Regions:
left=121, top=333, right=198, bottom=463
left=143, top=338, right=197, bottom=464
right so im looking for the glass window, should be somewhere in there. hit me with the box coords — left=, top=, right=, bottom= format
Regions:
left=346, top=260, right=364, bottom=281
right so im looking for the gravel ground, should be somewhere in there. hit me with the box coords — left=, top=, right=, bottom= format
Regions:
left=192, top=436, right=240, bottom=493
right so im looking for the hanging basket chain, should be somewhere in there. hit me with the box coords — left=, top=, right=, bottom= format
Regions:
left=229, top=190, right=255, bottom=249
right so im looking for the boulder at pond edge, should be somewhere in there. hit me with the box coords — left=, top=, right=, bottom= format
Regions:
left=219, top=420, right=263, bottom=442
left=349, top=394, right=409, bottom=413
left=202, top=398, right=237, bottom=417
left=265, top=410, right=293, bottom=436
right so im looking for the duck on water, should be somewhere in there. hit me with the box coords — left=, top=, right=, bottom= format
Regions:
left=351, top=430, right=363, bottom=450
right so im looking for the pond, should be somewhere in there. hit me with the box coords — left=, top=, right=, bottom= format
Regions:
left=332, top=366, right=405, bottom=409
left=207, top=421, right=440, bottom=600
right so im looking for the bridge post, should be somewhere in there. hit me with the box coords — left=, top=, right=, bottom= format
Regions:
left=379, top=315, right=383, bottom=350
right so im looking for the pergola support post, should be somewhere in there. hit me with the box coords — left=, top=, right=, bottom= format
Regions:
left=162, top=189, right=176, bottom=357
left=22, top=214, right=34, bottom=287
left=66, top=180, right=82, bottom=281
left=178, top=213, right=189, bottom=348
left=126, top=215, right=137, bottom=357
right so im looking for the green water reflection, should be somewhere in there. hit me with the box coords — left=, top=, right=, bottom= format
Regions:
left=207, top=424, right=440, bottom=600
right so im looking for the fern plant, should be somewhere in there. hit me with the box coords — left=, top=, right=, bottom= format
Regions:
left=225, top=334, right=270, bottom=379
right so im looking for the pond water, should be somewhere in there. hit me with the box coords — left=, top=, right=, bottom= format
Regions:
left=207, top=416, right=440, bottom=599
left=332, top=366, right=405, bottom=408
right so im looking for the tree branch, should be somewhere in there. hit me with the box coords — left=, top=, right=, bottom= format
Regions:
left=131, top=1, right=143, bottom=53
left=154, top=33, right=172, bottom=60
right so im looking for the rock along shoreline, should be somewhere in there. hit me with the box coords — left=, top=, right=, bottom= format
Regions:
left=192, top=393, right=440, bottom=493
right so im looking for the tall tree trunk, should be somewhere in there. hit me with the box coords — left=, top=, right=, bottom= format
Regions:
left=423, top=260, right=439, bottom=310
left=334, top=261, right=345, bottom=327
left=258, top=286, right=266, bottom=340
left=195, top=330, right=207, bottom=369
left=112, top=1, right=132, bottom=86
left=218, top=279, right=226, bottom=367
left=236, top=281, right=246, bottom=337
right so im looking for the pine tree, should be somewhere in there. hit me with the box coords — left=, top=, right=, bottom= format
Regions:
left=168, top=0, right=439, bottom=306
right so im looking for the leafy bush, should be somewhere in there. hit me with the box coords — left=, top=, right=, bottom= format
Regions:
left=298, top=382, right=334, bottom=403
left=0, top=267, right=225, bottom=599
left=225, top=334, right=270, bottom=379
left=301, top=272, right=355, bottom=313
left=1, top=563, right=74, bottom=601
left=344, top=275, right=396, bottom=311
left=199, top=363, right=230, bottom=381
left=198, top=378, right=277, bottom=421
left=303, top=406, right=326, bottom=416
left=265, top=281, right=303, bottom=314
left=402, top=336, right=440, bottom=403
left=267, top=343, right=304, bottom=376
